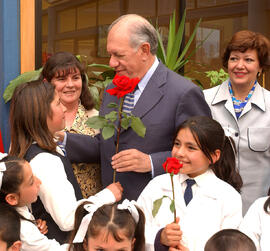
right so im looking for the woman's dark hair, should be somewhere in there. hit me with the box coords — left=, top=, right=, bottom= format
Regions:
left=0, top=203, right=21, bottom=248
left=264, top=186, right=270, bottom=213
left=204, top=229, right=256, bottom=251
left=9, top=80, right=57, bottom=158
left=175, top=116, right=243, bottom=193
left=222, top=30, right=270, bottom=72
left=69, top=201, right=145, bottom=251
left=41, top=51, right=94, bottom=110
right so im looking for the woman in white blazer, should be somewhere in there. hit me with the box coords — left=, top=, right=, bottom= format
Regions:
left=204, top=30, right=270, bottom=214
left=239, top=188, right=270, bottom=251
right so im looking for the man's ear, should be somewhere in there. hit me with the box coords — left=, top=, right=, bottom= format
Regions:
left=211, top=149, right=221, bottom=164
left=9, top=240, right=22, bottom=251
left=5, top=193, right=19, bottom=206
left=140, top=42, right=151, bottom=59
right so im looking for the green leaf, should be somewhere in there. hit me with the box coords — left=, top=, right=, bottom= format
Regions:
left=156, top=28, right=166, bottom=64
left=102, top=77, right=114, bottom=88
left=130, top=116, right=146, bottom=138
left=105, top=111, right=118, bottom=122
left=152, top=195, right=170, bottom=217
left=176, top=18, right=202, bottom=70
left=102, top=124, right=115, bottom=140
left=166, top=11, right=176, bottom=65
left=107, top=102, right=118, bottom=108
left=170, top=200, right=175, bottom=213
left=167, top=10, right=186, bottom=70
left=3, top=68, right=43, bottom=103
left=152, top=197, right=163, bottom=217
left=121, top=117, right=130, bottom=130
left=86, top=116, right=107, bottom=129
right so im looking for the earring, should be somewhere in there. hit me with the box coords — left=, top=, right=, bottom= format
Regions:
left=257, top=72, right=261, bottom=78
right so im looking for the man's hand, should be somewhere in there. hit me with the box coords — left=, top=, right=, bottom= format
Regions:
left=111, top=149, right=151, bottom=173
left=35, top=219, right=48, bottom=235
left=161, top=217, right=182, bottom=247
left=106, top=182, right=123, bottom=202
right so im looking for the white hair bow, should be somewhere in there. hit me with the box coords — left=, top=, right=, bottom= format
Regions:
left=0, top=153, right=8, bottom=189
left=73, top=196, right=110, bottom=243
left=117, top=199, right=139, bottom=224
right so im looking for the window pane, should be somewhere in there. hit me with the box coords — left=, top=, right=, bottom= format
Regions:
left=198, top=0, right=245, bottom=7
left=127, top=0, right=155, bottom=17
left=98, top=0, right=121, bottom=25
left=42, top=14, right=48, bottom=36
left=77, top=2, right=96, bottom=29
left=158, top=0, right=176, bottom=16
left=78, top=39, right=96, bottom=61
left=57, top=8, right=76, bottom=33
left=55, top=39, right=74, bottom=53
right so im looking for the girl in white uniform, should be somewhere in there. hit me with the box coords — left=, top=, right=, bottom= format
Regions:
left=8, top=80, right=122, bottom=244
left=239, top=187, right=270, bottom=251
left=0, top=154, right=119, bottom=251
left=137, top=116, right=243, bottom=251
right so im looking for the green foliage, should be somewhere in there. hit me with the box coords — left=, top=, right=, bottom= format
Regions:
left=86, top=102, right=146, bottom=140
left=3, top=68, right=43, bottom=103
left=156, top=10, right=203, bottom=73
left=206, top=68, right=229, bottom=87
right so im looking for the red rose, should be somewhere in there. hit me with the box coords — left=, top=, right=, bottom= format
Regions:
left=106, top=74, right=140, bottom=98
left=163, top=157, right=182, bottom=175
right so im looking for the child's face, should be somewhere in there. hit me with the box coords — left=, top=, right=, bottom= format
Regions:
left=172, top=128, right=211, bottom=178
left=87, top=229, right=135, bottom=251
left=17, top=162, right=41, bottom=207
left=47, top=91, right=66, bottom=134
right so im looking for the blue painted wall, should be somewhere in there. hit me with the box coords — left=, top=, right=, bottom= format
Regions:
left=0, top=0, right=20, bottom=151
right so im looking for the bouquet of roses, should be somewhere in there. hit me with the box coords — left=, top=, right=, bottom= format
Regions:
left=86, top=74, right=146, bottom=182
left=152, top=157, right=183, bottom=222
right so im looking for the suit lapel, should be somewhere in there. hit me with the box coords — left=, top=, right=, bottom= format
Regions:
left=132, top=62, right=167, bottom=118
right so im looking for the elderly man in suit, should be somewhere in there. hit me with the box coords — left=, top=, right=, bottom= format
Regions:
left=65, top=14, right=211, bottom=200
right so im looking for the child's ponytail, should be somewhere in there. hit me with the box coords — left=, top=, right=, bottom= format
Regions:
left=133, top=205, right=145, bottom=251
left=213, top=136, right=243, bottom=193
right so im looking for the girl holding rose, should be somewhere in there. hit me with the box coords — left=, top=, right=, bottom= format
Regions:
left=137, top=116, right=243, bottom=251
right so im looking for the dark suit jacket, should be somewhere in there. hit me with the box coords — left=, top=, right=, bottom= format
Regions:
left=66, top=62, right=211, bottom=200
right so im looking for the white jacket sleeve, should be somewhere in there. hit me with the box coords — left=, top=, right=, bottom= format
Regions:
left=30, top=153, right=116, bottom=231
left=20, top=219, right=69, bottom=251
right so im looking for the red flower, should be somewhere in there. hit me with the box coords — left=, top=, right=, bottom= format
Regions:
left=106, top=74, right=140, bottom=98
left=163, top=157, right=183, bottom=175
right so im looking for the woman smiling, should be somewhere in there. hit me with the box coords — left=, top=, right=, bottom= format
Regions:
left=204, top=30, right=270, bottom=214
left=41, top=52, right=102, bottom=198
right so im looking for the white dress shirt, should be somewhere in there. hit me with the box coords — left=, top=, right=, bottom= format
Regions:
left=137, top=169, right=242, bottom=251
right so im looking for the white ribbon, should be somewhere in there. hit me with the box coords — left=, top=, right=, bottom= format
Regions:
left=0, top=153, right=8, bottom=189
left=117, top=199, right=139, bottom=224
left=73, top=196, right=110, bottom=243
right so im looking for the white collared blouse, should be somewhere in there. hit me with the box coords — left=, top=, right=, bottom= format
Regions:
left=137, top=169, right=242, bottom=251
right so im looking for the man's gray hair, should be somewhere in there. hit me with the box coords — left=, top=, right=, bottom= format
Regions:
left=108, top=14, right=158, bottom=55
